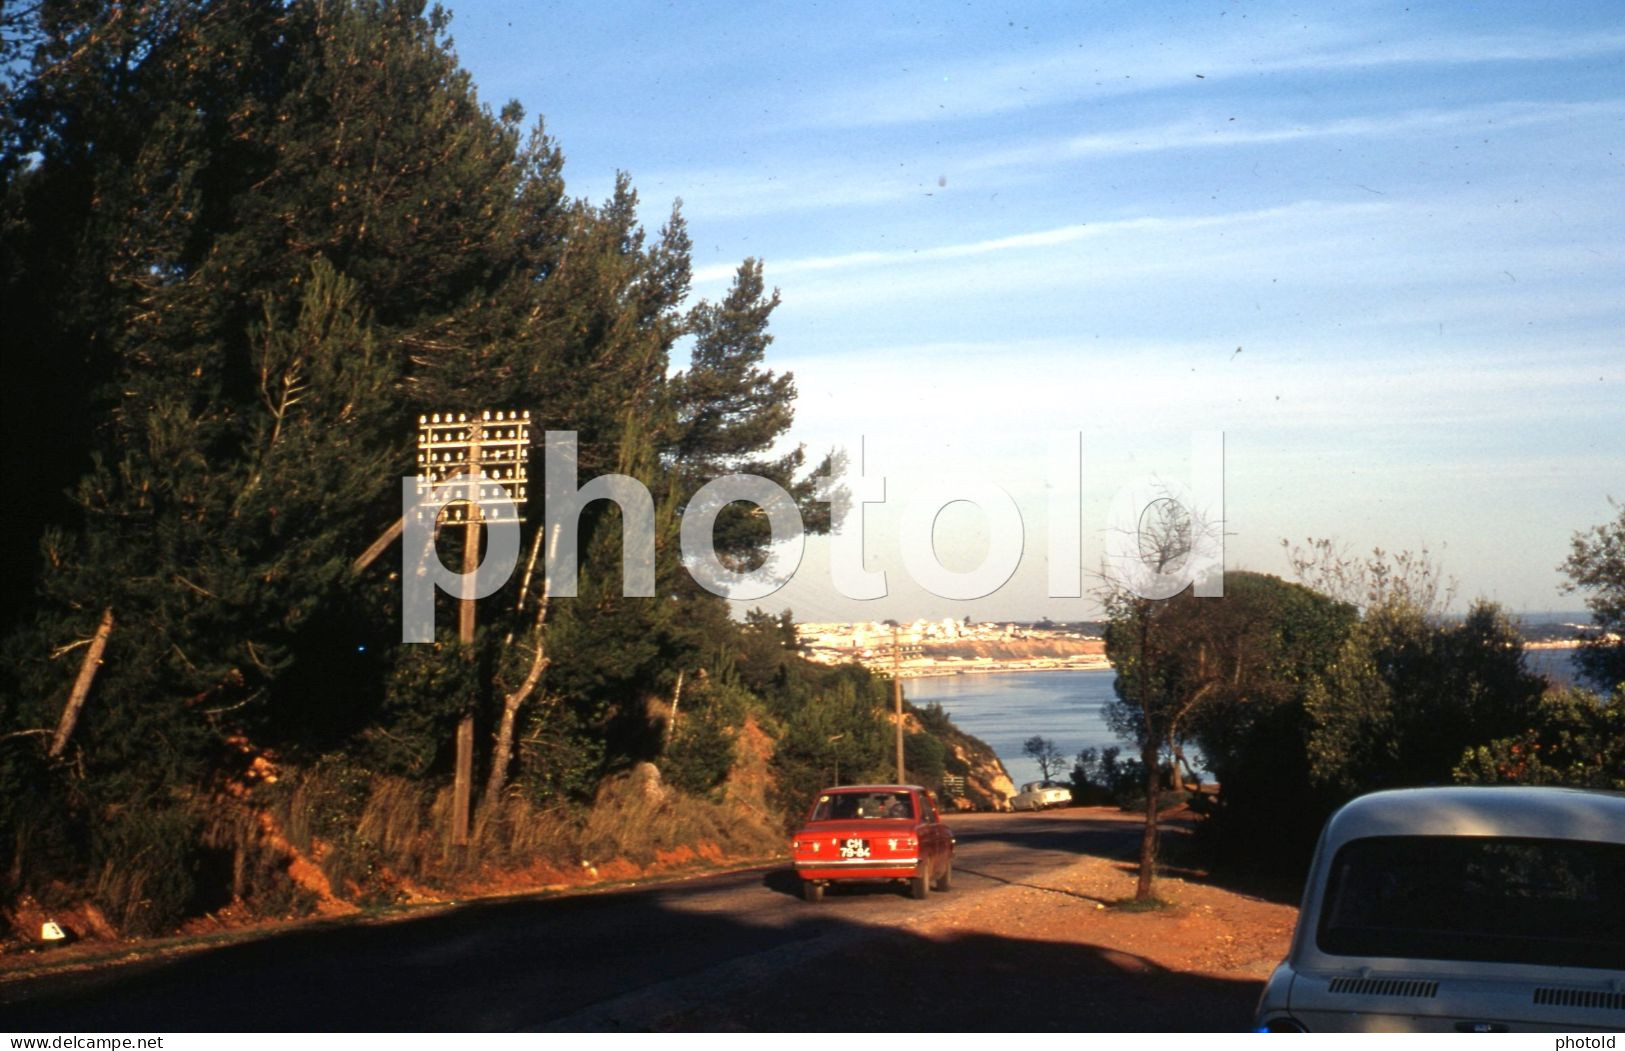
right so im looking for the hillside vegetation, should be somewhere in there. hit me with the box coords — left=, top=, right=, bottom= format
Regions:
left=0, top=1, right=1008, bottom=943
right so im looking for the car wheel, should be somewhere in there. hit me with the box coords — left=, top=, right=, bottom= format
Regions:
left=801, top=880, right=824, bottom=903
left=909, top=866, right=930, bottom=900
left=934, top=857, right=953, bottom=892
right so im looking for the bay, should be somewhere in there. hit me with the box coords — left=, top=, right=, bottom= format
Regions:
left=1524, top=647, right=1585, bottom=687
left=906, top=649, right=1588, bottom=791
left=906, top=669, right=1122, bottom=788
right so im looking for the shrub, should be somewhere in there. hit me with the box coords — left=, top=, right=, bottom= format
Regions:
left=90, top=806, right=200, bottom=937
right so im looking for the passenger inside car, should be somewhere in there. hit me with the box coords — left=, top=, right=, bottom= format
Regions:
left=811, top=792, right=916, bottom=821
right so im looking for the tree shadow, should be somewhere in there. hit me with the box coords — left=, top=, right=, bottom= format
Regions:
left=661, top=925, right=1261, bottom=1032
left=1152, top=824, right=1310, bottom=906
left=0, top=868, right=1264, bottom=1032
left=949, top=819, right=1140, bottom=860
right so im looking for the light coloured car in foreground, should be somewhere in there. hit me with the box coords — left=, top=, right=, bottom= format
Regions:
left=1255, top=786, right=1625, bottom=1033
left=1011, top=780, right=1073, bottom=811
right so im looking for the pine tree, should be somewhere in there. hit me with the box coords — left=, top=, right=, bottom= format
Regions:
left=2, top=0, right=829, bottom=921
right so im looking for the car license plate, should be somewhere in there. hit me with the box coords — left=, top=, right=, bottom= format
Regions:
left=839, top=838, right=870, bottom=859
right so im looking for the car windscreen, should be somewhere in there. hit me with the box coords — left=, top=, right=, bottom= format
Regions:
left=811, top=792, right=914, bottom=821
left=1318, top=835, right=1625, bottom=970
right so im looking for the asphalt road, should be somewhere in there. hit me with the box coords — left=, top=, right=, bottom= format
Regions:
left=0, top=809, right=1258, bottom=1031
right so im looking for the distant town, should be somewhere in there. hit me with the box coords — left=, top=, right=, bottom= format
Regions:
left=796, top=618, right=1111, bottom=677
left=796, top=613, right=1599, bottom=678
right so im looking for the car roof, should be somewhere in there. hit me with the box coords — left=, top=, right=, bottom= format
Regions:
left=816, top=784, right=926, bottom=793
left=1324, top=786, right=1625, bottom=845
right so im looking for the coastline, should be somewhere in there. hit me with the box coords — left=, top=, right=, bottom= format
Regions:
left=896, top=656, right=1113, bottom=679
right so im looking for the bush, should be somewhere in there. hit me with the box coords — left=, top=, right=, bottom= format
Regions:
left=91, top=806, right=200, bottom=937
left=904, top=731, right=947, bottom=788
left=1070, top=746, right=1147, bottom=804
left=662, top=714, right=735, bottom=797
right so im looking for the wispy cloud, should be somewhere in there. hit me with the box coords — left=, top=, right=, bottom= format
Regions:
left=691, top=184, right=1624, bottom=329
left=959, top=99, right=1625, bottom=170
left=695, top=199, right=1390, bottom=285
left=662, top=98, right=1623, bottom=225
left=793, top=25, right=1625, bottom=129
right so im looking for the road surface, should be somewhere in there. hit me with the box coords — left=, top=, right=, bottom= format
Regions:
left=0, top=808, right=1265, bottom=1031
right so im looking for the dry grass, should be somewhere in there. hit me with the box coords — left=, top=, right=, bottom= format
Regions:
left=253, top=761, right=777, bottom=910
left=577, top=766, right=782, bottom=867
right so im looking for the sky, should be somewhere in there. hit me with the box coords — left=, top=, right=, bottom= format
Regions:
left=444, top=0, right=1625, bottom=622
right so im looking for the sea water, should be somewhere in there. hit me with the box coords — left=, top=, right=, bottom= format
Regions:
left=908, top=649, right=1588, bottom=789
left=906, top=669, right=1124, bottom=788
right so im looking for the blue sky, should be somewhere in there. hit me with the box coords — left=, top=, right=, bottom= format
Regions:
left=446, top=1, right=1624, bottom=621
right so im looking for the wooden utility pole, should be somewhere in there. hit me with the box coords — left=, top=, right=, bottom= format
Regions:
left=412, top=410, right=530, bottom=849
left=50, top=607, right=114, bottom=758
left=451, top=423, right=482, bottom=849
left=892, top=625, right=905, bottom=783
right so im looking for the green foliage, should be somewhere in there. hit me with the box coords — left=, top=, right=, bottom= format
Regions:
left=662, top=714, right=736, bottom=797
left=1455, top=684, right=1625, bottom=790
left=667, top=262, right=823, bottom=561
left=512, top=700, right=607, bottom=807
left=365, top=635, right=478, bottom=777
left=734, top=608, right=800, bottom=695
left=661, top=680, right=752, bottom=797
left=905, top=731, right=947, bottom=788
left=915, top=701, right=953, bottom=736
left=769, top=669, right=892, bottom=823
left=91, top=806, right=201, bottom=938
left=1305, top=600, right=1543, bottom=794
left=1104, top=569, right=1554, bottom=869
left=1070, top=746, right=1146, bottom=804
left=0, top=0, right=905, bottom=928
left=1561, top=503, right=1625, bottom=691
left=1105, top=571, right=1356, bottom=785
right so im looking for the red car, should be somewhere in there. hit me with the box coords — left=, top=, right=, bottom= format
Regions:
left=790, top=784, right=955, bottom=903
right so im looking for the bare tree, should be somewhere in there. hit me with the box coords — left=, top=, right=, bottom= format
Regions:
left=1098, top=490, right=1223, bottom=901
left=1021, top=735, right=1068, bottom=781
left=1281, top=537, right=1457, bottom=616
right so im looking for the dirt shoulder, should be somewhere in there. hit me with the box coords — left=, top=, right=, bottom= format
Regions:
left=666, top=810, right=1301, bottom=1032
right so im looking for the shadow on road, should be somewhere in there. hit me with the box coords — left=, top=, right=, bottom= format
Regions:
left=664, top=923, right=1261, bottom=1032
left=949, top=865, right=1111, bottom=905
left=1, top=867, right=1263, bottom=1032
left=950, top=817, right=1139, bottom=859
left=760, top=867, right=801, bottom=898
left=1150, top=825, right=1310, bottom=907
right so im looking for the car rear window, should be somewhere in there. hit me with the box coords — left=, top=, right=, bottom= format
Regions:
left=1318, top=835, right=1625, bottom=969
left=811, top=792, right=915, bottom=821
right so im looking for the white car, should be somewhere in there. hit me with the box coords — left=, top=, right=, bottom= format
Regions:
left=1011, top=780, right=1072, bottom=811
left=1254, top=786, right=1625, bottom=1033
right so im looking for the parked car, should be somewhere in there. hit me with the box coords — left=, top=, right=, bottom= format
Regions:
left=1011, top=780, right=1073, bottom=811
left=1255, top=786, right=1625, bottom=1033
left=790, top=785, right=955, bottom=903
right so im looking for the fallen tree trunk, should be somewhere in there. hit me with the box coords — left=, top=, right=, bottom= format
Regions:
left=50, top=607, right=114, bottom=758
